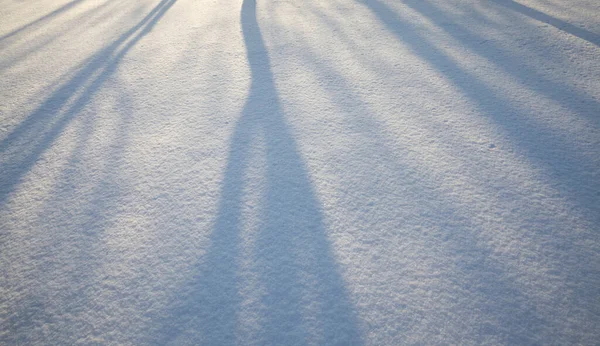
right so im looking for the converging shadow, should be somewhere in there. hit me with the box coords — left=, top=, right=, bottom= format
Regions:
left=154, top=0, right=363, bottom=344
left=491, top=0, right=600, bottom=47
left=0, top=0, right=178, bottom=207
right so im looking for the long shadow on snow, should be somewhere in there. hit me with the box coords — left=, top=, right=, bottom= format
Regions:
left=0, top=0, right=119, bottom=73
left=3, top=88, right=137, bottom=344
left=274, top=22, right=548, bottom=343
left=0, top=0, right=87, bottom=42
left=355, top=0, right=600, bottom=341
left=491, top=0, right=600, bottom=47
left=153, top=0, right=362, bottom=344
left=359, top=0, right=600, bottom=226
left=0, top=0, right=178, bottom=207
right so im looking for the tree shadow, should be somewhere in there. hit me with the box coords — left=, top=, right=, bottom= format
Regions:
left=358, top=0, right=600, bottom=227
left=0, top=0, right=87, bottom=42
left=268, top=19, right=548, bottom=343
left=0, top=0, right=122, bottom=73
left=490, top=0, right=600, bottom=47
left=351, top=0, right=599, bottom=342
left=0, top=0, right=178, bottom=207
left=153, top=0, right=363, bottom=344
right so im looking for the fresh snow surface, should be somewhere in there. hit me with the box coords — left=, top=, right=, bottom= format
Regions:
left=1, top=0, right=599, bottom=344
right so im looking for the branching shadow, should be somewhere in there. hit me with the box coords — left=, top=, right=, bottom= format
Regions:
left=0, top=0, right=178, bottom=207
left=153, top=0, right=363, bottom=344
left=491, top=0, right=600, bottom=47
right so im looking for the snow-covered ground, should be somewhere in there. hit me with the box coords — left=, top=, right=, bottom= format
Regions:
left=1, top=0, right=599, bottom=344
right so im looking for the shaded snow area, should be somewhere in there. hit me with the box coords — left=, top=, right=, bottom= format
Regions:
left=2, top=0, right=600, bottom=344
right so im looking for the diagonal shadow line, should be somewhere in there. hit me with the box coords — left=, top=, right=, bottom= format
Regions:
left=0, top=0, right=117, bottom=71
left=289, top=46, right=549, bottom=344
left=272, top=3, right=597, bottom=342
left=491, top=0, right=600, bottom=47
left=358, top=0, right=600, bottom=225
left=269, top=4, right=551, bottom=331
left=0, top=0, right=118, bottom=72
left=0, top=0, right=87, bottom=42
left=0, top=0, right=177, bottom=207
left=3, top=96, right=135, bottom=344
left=152, top=0, right=363, bottom=344
left=405, top=0, right=600, bottom=127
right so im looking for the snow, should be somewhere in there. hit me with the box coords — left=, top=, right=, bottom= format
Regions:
left=1, top=0, right=599, bottom=344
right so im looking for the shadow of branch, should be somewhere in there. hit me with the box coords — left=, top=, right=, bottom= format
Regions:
left=0, top=0, right=87, bottom=42
left=491, top=0, right=600, bottom=47
left=0, top=0, right=178, bottom=206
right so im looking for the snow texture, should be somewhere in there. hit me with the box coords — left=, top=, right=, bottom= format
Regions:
left=1, top=0, right=599, bottom=344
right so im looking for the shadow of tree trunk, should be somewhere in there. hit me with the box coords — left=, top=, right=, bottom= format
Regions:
left=154, top=0, right=363, bottom=344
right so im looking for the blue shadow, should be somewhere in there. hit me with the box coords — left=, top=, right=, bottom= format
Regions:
left=153, top=0, right=363, bottom=344
left=0, top=0, right=178, bottom=207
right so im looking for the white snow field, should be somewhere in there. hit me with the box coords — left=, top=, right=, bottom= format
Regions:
left=1, top=0, right=599, bottom=344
